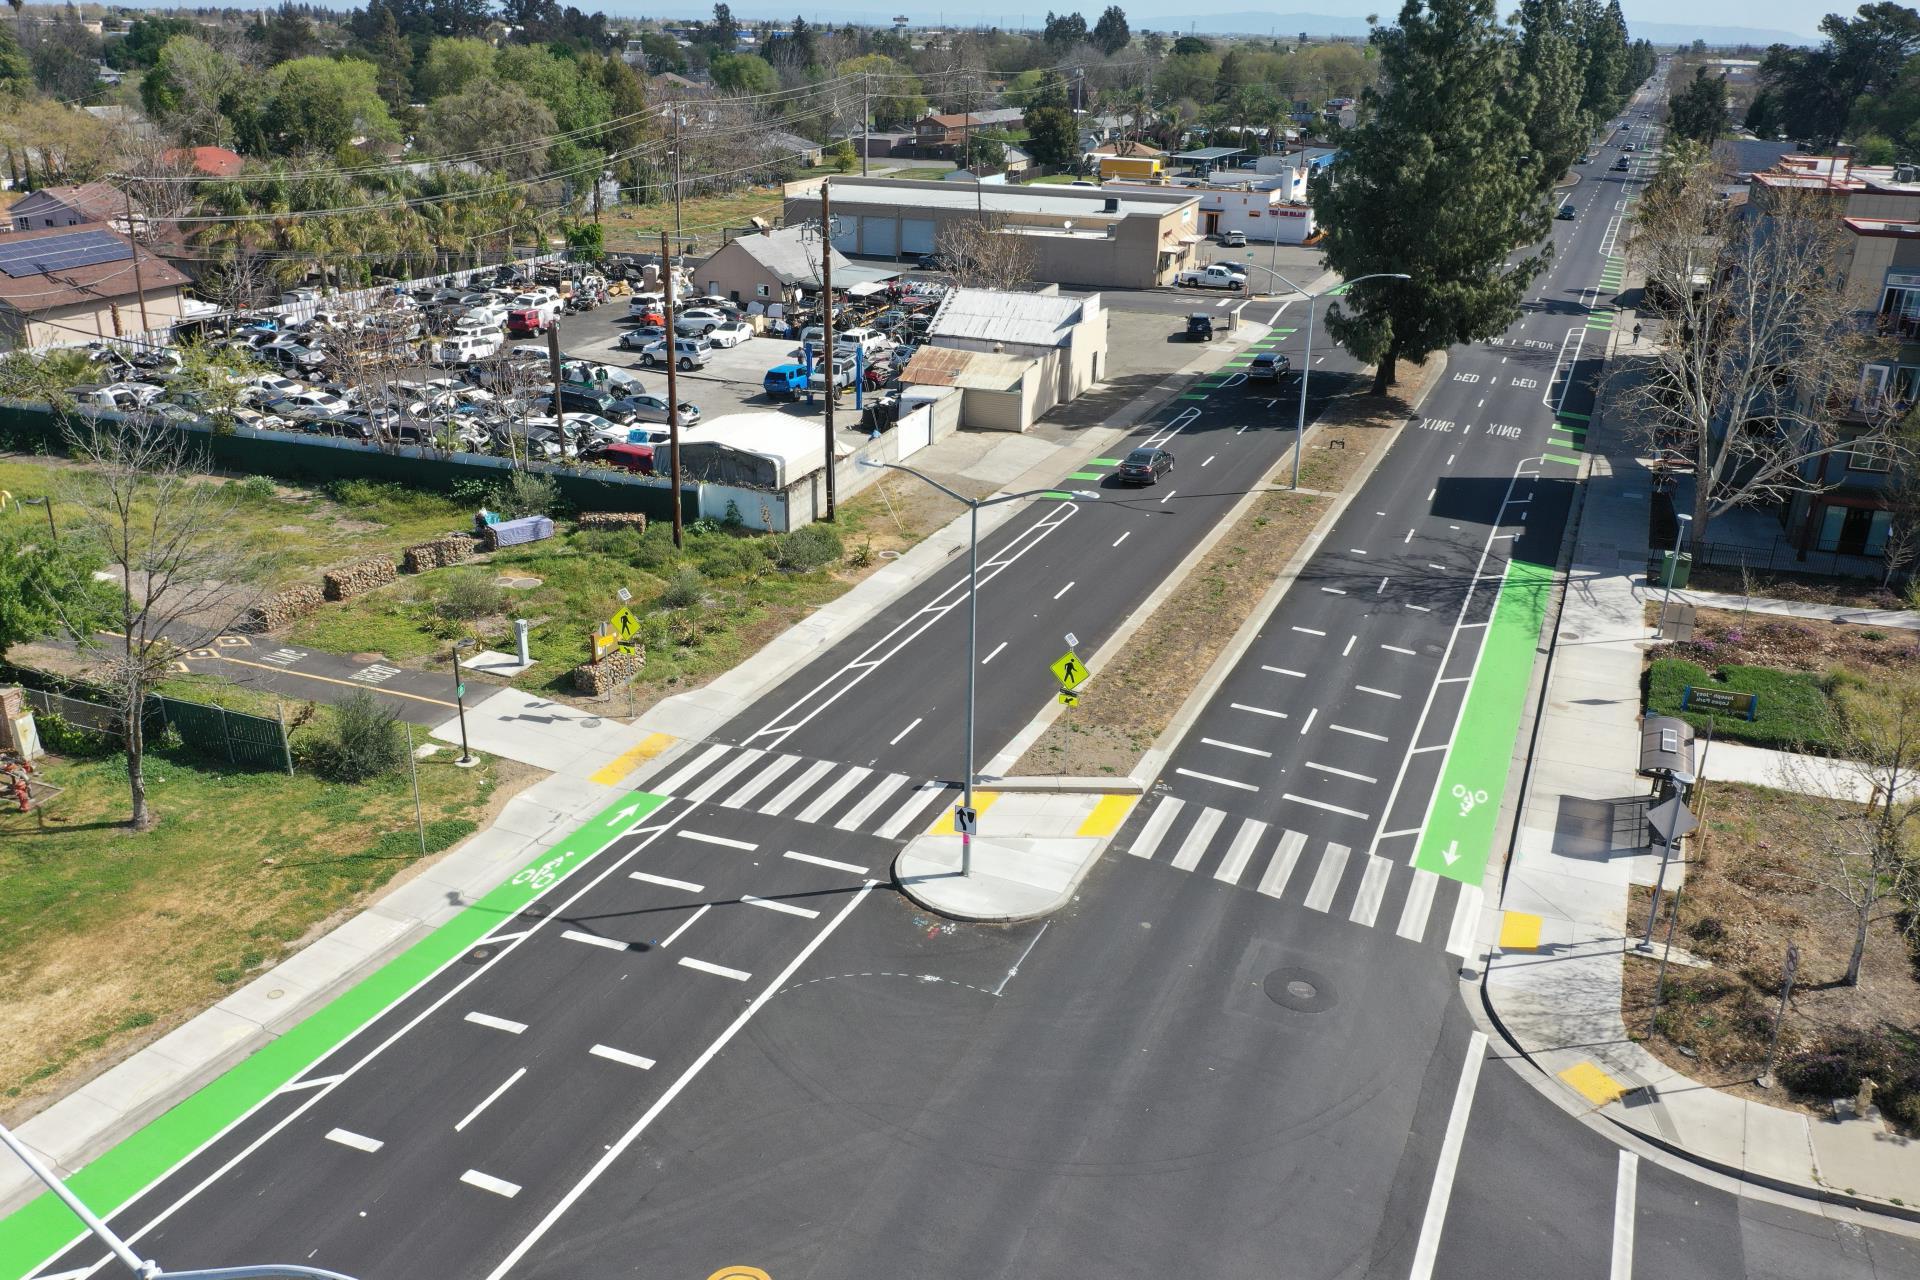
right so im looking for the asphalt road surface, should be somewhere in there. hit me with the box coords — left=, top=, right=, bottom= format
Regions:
left=25, top=69, right=1920, bottom=1280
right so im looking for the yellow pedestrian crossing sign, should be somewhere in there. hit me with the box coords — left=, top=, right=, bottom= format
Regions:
left=610, top=606, right=641, bottom=644
left=1058, top=690, right=1079, bottom=706
left=1050, top=649, right=1089, bottom=690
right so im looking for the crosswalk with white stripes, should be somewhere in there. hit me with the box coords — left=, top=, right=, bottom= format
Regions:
left=639, top=742, right=961, bottom=841
left=1128, top=796, right=1481, bottom=956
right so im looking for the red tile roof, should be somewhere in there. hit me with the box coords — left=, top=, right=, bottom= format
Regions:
left=160, top=146, right=245, bottom=178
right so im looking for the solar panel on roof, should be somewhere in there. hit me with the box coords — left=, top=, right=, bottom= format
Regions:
left=0, top=229, right=133, bottom=278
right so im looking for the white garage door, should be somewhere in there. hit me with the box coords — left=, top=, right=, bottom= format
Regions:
left=831, top=216, right=858, bottom=253
left=863, top=218, right=897, bottom=258
left=901, top=218, right=935, bottom=255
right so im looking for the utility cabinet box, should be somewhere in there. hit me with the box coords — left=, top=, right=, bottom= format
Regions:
left=1639, top=715, right=1696, bottom=779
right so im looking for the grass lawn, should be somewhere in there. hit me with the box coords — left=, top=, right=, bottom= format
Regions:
left=0, top=742, right=519, bottom=1120
left=600, top=187, right=788, bottom=254
left=885, top=166, right=959, bottom=181
left=1645, top=657, right=1836, bottom=750
left=1026, top=173, right=1084, bottom=184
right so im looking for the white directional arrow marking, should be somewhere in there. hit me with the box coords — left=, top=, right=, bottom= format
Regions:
left=608, top=803, right=640, bottom=825
left=1442, top=840, right=1461, bottom=866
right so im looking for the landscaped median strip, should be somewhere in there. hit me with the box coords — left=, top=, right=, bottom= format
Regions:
left=0, top=790, right=670, bottom=1280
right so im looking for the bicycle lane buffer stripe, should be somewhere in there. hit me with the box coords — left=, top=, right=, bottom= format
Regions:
left=0, top=789, right=671, bottom=1280
left=1412, top=558, right=1555, bottom=885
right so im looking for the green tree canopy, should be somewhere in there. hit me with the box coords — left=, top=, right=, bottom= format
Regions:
left=260, top=56, right=399, bottom=153
left=1516, top=0, right=1589, bottom=191
left=1092, top=5, right=1131, bottom=54
left=422, top=78, right=557, bottom=177
left=841, top=52, right=925, bottom=128
left=1668, top=64, right=1729, bottom=144
left=417, top=36, right=496, bottom=100
left=709, top=51, right=777, bottom=93
left=1023, top=69, right=1076, bottom=166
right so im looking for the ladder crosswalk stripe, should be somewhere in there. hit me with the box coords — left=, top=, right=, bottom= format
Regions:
left=652, top=743, right=731, bottom=795
left=684, top=749, right=764, bottom=804
left=1171, top=807, right=1226, bottom=871
left=835, top=772, right=909, bottom=831
left=1445, top=884, right=1484, bottom=960
left=1129, top=797, right=1185, bottom=859
left=722, top=753, right=801, bottom=809
left=1258, top=829, right=1306, bottom=898
left=760, top=760, right=837, bottom=816
left=1215, top=817, right=1268, bottom=885
left=1397, top=868, right=1440, bottom=942
left=795, top=765, right=871, bottom=824
left=876, top=784, right=951, bottom=840
left=1303, top=842, right=1351, bottom=912
left=1349, top=853, right=1393, bottom=927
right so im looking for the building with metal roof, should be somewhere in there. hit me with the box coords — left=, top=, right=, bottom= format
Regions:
left=916, top=287, right=1108, bottom=428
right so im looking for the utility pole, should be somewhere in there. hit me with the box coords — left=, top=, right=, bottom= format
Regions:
left=123, top=188, right=149, bottom=335
left=546, top=316, right=564, bottom=462
left=820, top=181, right=837, bottom=521
left=862, top=83, right=871, bottom=178
left=670, top=110, right=683, bottom=258
left=660, top=230, right=684, bottom=548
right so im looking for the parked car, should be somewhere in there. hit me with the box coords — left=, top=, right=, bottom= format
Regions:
left=833, top=326, right=894, bottom=360
left=1219, top=229, right=1247, bottom=247
left=763, top=363, right=810, bottom=400
left=705, top=320, right=753, bottom=348
left=506, top=307, right=546, bottom=337
left=618, top=325, right=667, bottom=351
left=584, top=441, right=655, bottom=473
left=1186, top=313, right=1214, bottom=342
left=914, top=251, right=953, bottom=272
left=673, top=307, right=730, bottom=335
left=622, top=393, right=701, bottom=426
left=266, top=389, right=349, bottom=417
left=261, top=343, right=329, bottom=373
left=550, top=384, right=634, bottom=423
left=431, top=333, right=501, bottom=365
left=1118, top=447, right=1174, bottom=485
left=637, top=336, right=712, bottom=371
left=1175, top=264, right=1245, bottom=290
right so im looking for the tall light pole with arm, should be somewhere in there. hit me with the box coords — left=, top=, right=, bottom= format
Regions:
left=860, top=460, right=1097, bottom=876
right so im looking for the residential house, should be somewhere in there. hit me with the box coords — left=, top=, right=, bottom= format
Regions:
left=160, top=146, right=245, bottom=178
left=693, top=224, right=849, bottom=308
left=911, top=108, right=1025, bottom=158
left=0, top=224, right=192, bottom=347
left=754, top=130, right=824, bottom=168
left=10, top=183, right=141, bottom=235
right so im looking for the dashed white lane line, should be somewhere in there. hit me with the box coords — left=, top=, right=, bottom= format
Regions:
left=786, top=849, right=871, bottom=875
left=1427, top=563, right=1448, bottom=571
left=1112, top=531, right=1132, bottom=547
left=589, top=1044, right=656, bottom=1070
left=1330, top=724, right=1389, bottom=743
left=1292, top=626, right=1326, bottom=636
left=1202, top=455, right=1216, bottom=466
left=888, top=718, right=922, bottom=746
left=678, top=956, right=752, bottom=982
left=981, top=640, right=1009, bottom=665
left=1350, top=547, right=1368, bottom=555
left=1202, top=737, right=1272, bottom=757
left=1284, top=793, right=1371, bottom=820
left=1381, top=644, right=1417, bottom=656
left=1408, top=1031, right=1489, bottom=1280
left=461, top=1169, right=522, bottom=1199
left=1306, top=761, right=1379, bottom=784
left=660, top=903, right=711, bottom=948
left=1263, top=665, right=1307, bottom=677
left=1446, top=452, right=1456, bottom=466
left=1357, top=685, right=1402, bottom=700
left=678, top=830, right=757, bottom=851
left=1377, top=577, right=1389, bottom=594
left=464, top=1012, right=526, bottom=1035
left=632, top=871, right=703, bottom=892
left=742, top=894, right=821, bottom=920
left=1174, top=767, right=1259, bottom=792
left=1405, top=603, right=1433, bottom=613
left=1159, top=488, right=1177, bottom=504
left=1231, top=702, right=1287, bottom=719
left=455, top=1067, right=525, bottom=1133
left=561, top=929, right=631, bottom=952
left=1342, top=635, right=1356, bottom=656
left=1053, top=581, right=1076, bottom=600
left=1321, top=587, right=1346, bottom=595
left=1299, top=707, right=1318, bottom=734
left=325, top=1128, right=383, bottom=1153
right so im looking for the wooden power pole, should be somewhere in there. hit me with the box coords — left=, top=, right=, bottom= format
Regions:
left=660, top=230, right=684, bottom=548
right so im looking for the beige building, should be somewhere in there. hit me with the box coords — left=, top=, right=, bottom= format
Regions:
left=0, top=225, right=192, bottom=348
left=784, top=178, right=1202, bottom=290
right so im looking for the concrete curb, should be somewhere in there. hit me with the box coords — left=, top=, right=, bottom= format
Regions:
left=977, top=775, right=1147, bottom=794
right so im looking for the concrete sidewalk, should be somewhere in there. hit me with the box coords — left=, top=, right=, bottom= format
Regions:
left=1483, top=330, right=1920, bottom=1216
left=1674, top=586, right=1920, bottom=632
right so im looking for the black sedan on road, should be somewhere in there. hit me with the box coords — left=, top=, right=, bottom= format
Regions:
left=1118, top=447, right=1174, bottom=485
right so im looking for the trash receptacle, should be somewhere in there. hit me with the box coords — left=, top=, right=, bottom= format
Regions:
left=1657, top=550, right=1692, bottom=589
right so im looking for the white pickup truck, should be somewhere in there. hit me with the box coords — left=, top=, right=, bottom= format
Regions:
left=1174, top=264, right=1245, bottom=290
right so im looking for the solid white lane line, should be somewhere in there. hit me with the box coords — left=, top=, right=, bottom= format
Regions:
left=1172, top=806, right=1227, bottom=871
left=741, top=894, right=820, bottom=920
left=722, top=752, right=800, bottom=808
left=1232, top=702, right=1287, bottom=719
left=1381, top=644, right=1417, bottom=656
left=1397, top=868, right=1440, bottom=942
left=684, top=749, right=764, bottom=804
left=464, top=1012, right=525, bottom=1035
left=785, top=849, right=870, bottom=875
left=660, top=903, right=710, bottom=948
left=652, top=742, right=732, bottom=795
left=887, top=719, right=921, bottom=747
left=589, top=1044, right=656, bottom=1070
left=1174, top=767, right=1259, bottom=792
left=1356, top=685, right=1402, bottom=700
left=461, top=1170, right=521, bottom=1199
left=760, top=759, right=836, bottom=816
left=1264, top=665, right=1307, bottom=677
left=981, top=640, right=1009, bottom=665
left=835, top=773, right=909, bottom=831
left=1292, top=626, right=1326, bottom=636
left=1112, top=531, right=1131, bottom=548
left=1611, top=1151, right=1639, bottom=1280
left=561, top=930, right=631, bottom=953
left=1300, top=707, right=1318, bottom=734
left=1215, top=818, right=1268, bottom=885
left=325, top=1129, right=382, bottom=1153
left=1285, top=793, right=1370, bottom=820
left=678, top=956, right=751, bottom=982
left=1446, top=885, right=1485, bottom=959
left=631, top=871, right=703, bottom=892
left=1330, top=724, right=1389, bottom=743
left=1130, top=797, right=1185, bottom=858
left=796, top=766, right=872, bottom=824
left=1258, top=829, right=1307, bottom=898
left=678, top=830, right=757, bottom=851
left=1303, top=843, right=1352, bottom=912
left=1203, top=737, right=1272, bottom=757
left=455, top=1067, right=526, bottom=1133
left=1407, top=1030, right=1490, bottom=1280
left=1306, top=761, right=1379, bottom=784
left=1349, top=854, right=1393, bottom=927
left=875, top=784, right=948, bottom=840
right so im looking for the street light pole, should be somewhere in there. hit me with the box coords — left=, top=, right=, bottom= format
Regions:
left=860, top=460, right=1098, bottom=876
left=1656, top=511, right=1693, bottom=636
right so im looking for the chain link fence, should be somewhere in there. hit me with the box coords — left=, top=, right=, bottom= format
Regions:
left=21, top=686, right=293, bottom=774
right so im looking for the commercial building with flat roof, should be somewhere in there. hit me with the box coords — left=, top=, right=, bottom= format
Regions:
left=783, top=177, right=1202, bottom=290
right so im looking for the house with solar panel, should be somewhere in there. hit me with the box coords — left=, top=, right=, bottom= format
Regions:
left=0, top=225, right=191, bottom=348
left=8, top=183, right=143, bottom=236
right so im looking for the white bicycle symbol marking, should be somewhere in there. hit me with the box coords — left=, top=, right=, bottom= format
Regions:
left=511, top=855, right=568, bottom=891
left=1452, top=784, right=1489, bottom=817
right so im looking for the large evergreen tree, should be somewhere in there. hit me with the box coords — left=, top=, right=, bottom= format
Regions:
left=1668, top=65, right=1729, bottom=143
left=1574, top=0, right=1628, bottom=124
left=1516, top=0, right=1589, bottom=191
left=1311, top=0, right=1549, bottom=392
left=1023, top=70, right=1076, bottom=166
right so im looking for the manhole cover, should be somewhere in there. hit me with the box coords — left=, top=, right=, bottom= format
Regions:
left=879, top=549, right=902, bottom=559
left=1263, top=966, right=1335, bottom=1013
left=520, top=903, right=551, bottom=920
left=498, top=575, right=542, bottom=590
left=1562, top=631, right=1582, bottom=641
left=464, top=945, right=495, bottom=965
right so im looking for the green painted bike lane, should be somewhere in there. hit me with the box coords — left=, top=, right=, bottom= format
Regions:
left=1413, top=558, right=1556, bottom=885
left=0, top=789, right=671, bottom=1280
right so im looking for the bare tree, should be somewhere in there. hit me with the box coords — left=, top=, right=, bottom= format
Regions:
left=60, top=415, right=261, bottom=830
left=937, top=216, right=1035, bottom=291
left=1621, top=161, right=1895, bottom=554
left=1880, top=410, right=1920, bottom=593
